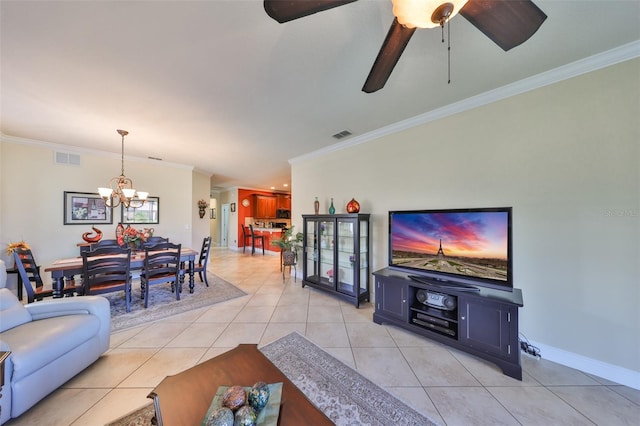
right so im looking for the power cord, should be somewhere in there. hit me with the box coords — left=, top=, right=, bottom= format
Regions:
left=519, top=333, right=541, bottom=358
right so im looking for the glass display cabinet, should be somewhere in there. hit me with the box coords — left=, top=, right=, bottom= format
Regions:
left=302, top=214, right=370, bottom=308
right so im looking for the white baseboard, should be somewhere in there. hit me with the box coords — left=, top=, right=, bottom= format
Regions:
left=530, top=340, right=640, bottom=390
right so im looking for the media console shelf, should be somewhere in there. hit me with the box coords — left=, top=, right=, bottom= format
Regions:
left=373, top=268, right=524, bottom=380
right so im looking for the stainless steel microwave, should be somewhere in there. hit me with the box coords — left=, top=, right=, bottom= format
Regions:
left=276, top=209, right=290, bottom=219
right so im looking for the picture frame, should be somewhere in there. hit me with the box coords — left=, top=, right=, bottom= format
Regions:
left=121, top=196, right=160, bottom=224
left=64, top=191, right=112, bottom=225
left=230, top=203, right=236, bottom=212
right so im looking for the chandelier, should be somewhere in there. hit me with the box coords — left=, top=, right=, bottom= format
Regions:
left=98, top=129, right=148, bottom=209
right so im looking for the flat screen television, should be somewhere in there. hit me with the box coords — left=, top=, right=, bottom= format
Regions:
left=389, top=207, right=513, bottom=292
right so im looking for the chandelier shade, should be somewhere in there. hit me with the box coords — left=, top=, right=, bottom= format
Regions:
left=98, top=129, right=148, bottom=209
left=392, top=0, right=469, bottom=29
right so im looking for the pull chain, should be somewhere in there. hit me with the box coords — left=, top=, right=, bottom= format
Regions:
left=447, top=19, right=451, bottom=84
left=440, top=19, right=452, bottom=84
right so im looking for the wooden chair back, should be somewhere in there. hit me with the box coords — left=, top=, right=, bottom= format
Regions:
left=249, top=225, right=265, bottom=255
left=142, top=236, right=169, bottom=249
left=13, top=248, right=78, bottom=302
left=141, top=242, right=182, bottom=308
left=192, top=236, right=211, bottom=287
left=82, top=246, right=132, bottom=312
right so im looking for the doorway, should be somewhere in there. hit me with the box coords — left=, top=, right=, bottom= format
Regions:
left=221, top=204, right=230, bottom=247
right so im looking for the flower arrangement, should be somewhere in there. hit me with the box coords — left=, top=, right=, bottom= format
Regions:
left=198, top=200, right=208, bottom=209
left=6, top=240, right=30, bottom=255
left=117, top=226, right=147, bottom=247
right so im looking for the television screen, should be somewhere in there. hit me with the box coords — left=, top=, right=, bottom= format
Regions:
left=389, top=207, right=513, bottom=291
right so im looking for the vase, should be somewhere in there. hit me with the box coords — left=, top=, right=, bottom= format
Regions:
left=328, top=198, right=335, bottom=215
left=346, top=198, right=360, bottom=213
left=314, top=197, right=320, bottom=215
left=116, top=223, right=124, bottom=240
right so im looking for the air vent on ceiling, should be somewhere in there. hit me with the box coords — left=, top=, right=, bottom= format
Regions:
left=332, top=130, right=352, bottom=140
left=55, top=151, right=81, bottom=166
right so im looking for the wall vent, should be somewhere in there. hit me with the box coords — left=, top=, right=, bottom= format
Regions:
left=55, top=152, right=81, bottom=166
left=332, top=130, right=352, bottom=140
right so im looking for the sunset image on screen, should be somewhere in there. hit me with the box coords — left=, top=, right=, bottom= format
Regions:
left=391, top=211, right=509, bottom=281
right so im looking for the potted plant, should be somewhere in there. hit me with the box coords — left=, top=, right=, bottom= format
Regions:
left=271, top=226, right=303, bottom=266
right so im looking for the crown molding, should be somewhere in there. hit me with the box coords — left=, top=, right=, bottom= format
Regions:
left=0, top=133, right=194, bottom=170
left=290, top=40, right=640, bottom=165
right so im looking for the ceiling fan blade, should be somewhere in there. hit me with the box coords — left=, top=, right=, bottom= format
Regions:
left=362, top=19, right=416, bottom=93
left=264, top=0, right=357, bottom=23
left=460, top=0, right=547, bottom=51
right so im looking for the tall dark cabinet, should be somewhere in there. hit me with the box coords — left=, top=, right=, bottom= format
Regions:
left=373, top=268, right=524, bottom=380
left=302, top=214, right=370, bottom=308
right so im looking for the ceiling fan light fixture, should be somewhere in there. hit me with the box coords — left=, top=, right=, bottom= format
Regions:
left=392, top=0, right=468, bottom=29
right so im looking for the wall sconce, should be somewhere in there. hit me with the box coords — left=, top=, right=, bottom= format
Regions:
left=197, top=200, right=208, bottom=219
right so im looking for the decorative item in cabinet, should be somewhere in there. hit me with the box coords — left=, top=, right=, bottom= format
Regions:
left=302, top=213, right=370, bottom=308
left=328, top=198, right=335, bottom=214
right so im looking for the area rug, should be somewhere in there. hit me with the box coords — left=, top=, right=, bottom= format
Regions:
left=107, top=332, right=439, bottom=426
left=107, top=273, right=246, bottom=332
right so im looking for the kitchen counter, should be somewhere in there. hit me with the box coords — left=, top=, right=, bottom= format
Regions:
left=251, top=228, right=282, bottom=252
left=253, top=227, right=282, bottom=233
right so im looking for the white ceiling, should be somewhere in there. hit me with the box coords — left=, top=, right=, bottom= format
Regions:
left=1, top=1, right=639, bottom=192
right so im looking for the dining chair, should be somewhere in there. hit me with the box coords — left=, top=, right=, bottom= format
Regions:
left=90, top=239, right=121, bottom=250
left=241, top=225, right=251, bottom=254
left=249, top=225, right=265, bottom=256
left=140, top=242, right=182, bottom=308
left=141, top=236, right=169, bottom=249
left=186, top=236, right=211, bottom=287
left=13, top=248, right=78, bottom=303
left=81, top=246, right=133, bottom=312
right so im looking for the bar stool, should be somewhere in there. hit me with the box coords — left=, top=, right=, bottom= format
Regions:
left=249, top=225, right=265, bottom=255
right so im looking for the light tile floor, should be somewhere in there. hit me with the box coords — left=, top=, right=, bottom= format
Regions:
left=6, top=249, right=639, bottom=425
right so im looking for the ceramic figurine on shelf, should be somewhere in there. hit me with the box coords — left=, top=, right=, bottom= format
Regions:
left=314, top=197, right=320, bottom=214
left=328, top=198, right=335, bottom=215
left=82, top=226, right=103, bottom=243
left=346, top=198, right=360, bottom=213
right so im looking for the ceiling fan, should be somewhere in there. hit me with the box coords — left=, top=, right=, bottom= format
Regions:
left=264, top=0, right=547, bottom=93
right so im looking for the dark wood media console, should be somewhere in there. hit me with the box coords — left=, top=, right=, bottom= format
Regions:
left=373, top=268, right=524, bottom=380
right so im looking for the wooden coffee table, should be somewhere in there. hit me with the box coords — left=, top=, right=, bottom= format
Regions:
left=148, top=344, right=332, bottom=425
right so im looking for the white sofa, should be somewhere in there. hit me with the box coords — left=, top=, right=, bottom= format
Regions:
left=0, top=259, right=110, bottom=424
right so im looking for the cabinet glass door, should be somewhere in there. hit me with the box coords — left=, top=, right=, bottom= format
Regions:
left=317, top=219, right=335, bottom=288
left=358, top=218, right=369, bottom=296
left=304, top=218, right=318, bottom=284
left=336, top=219, right=355, bottom=296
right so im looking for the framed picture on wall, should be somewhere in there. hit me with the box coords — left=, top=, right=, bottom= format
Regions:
left=121, top=196, right=160, bottom=224
left=64, top=191, right=112, bottom=225
left=230, top=203, right=236, bottom=212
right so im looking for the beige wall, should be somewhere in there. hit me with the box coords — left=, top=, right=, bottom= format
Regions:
left=0, top=140, right=195, bottom=269
left=291, top=59, right=639, bottom=385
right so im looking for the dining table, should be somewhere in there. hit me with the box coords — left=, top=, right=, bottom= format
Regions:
left=44, top=247, right=199, bottom=298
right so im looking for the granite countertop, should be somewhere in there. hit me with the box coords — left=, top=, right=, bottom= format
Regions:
left=253, top=227, right=283, bottom=232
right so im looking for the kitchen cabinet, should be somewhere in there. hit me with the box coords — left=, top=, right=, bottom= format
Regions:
left=276, top=194, right=291, bottom=210
left=253, top=195, right=276, bottom=218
